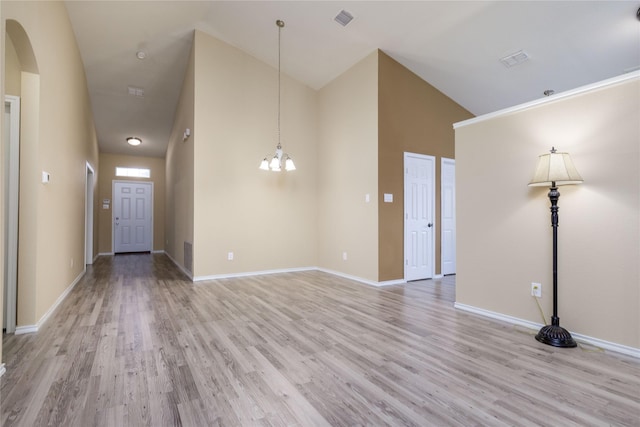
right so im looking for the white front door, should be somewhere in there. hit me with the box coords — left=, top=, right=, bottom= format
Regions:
left=113, top=181, right=153, bottom=253
left=441, top=158, right=456, bottom=275
left=404, top=152, right=435, bottom=281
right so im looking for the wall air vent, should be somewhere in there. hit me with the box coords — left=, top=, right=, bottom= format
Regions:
left=127, top=85, right=144, bottom=97
left=334, top=9, right=354, bottom=27
left=499, top=50, right=529, bottom=68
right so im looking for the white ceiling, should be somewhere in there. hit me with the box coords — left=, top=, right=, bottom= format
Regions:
left=64, top=1, right=640, bottom=158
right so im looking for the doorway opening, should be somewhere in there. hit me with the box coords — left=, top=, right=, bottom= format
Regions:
left=3, top=96, right=20, bottom=334
left=85, top=163, right=95, bottom=265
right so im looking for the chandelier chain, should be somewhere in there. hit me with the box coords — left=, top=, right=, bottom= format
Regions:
left=277, top=21, right=282, bottom=149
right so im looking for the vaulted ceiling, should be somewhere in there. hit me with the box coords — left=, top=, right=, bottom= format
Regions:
left=64, top=1, right=640, bottom=158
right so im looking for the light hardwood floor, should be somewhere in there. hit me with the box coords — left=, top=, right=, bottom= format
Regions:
left=1, top=254, right=639, bottom=426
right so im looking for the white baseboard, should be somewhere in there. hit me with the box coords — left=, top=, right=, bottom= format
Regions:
left=151, top=250, right=164, bottom=254
left=0, top=363, right=5, bottom=378
left=454, top=302, right=640, bottom=359
left=14, top=324, right=38, bottom=334
left=316, top=268, right=404, bottom=287
left=194, top=266, right=316, bottom=282
left=15, top=270, right=85, bottom=335
left=97, top=252, right=114, bottom=257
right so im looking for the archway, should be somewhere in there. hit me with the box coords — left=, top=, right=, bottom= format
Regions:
left=2, top=19, right=40, bottom=342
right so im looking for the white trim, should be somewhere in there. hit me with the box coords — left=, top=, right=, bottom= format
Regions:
left=0, top=363, right=6, bottom=378
left=98, top=252, right=114, bottom=257
left=433, top=274, right=444, bottom=279
left=454, top=71, right=640, bottom=129
left=455, top=302, right=640, bottom=359
left=14, top=270, right=85, bottom=335
left=195, top=266, right=316, bottom=282
left=316, top=268, right=404, bottom=287
left=4, top=95, right=20, bottom=334
left=14, top=324, right=37, bottom=335
left=84, top=162, right=95, bottom=266
left=151, top=250, right=164, bottom=254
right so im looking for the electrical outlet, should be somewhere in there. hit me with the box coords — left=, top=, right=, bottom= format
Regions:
left=342, top=252, right=348, bottom=261
left=227, top=252, right=234, bottom=261
left=531, top=282, right=542, bottom=298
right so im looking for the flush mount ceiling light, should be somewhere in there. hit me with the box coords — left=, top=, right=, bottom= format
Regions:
left=136, top=50, right=147, bottom=60
left=260, top=20, right=296, bottom=172
left=126, top=137, right=142, bottom=146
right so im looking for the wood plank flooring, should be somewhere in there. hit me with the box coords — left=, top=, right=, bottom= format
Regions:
left=1, top=253, right=639, bottom=426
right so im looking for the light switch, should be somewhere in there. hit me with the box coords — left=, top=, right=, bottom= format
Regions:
left=365, top=194, right=370, bottom=203
left=42, top=171, right=50, bottom=184
left=384, top=193, right=393, bottom=203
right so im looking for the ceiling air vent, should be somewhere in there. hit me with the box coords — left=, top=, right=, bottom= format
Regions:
left=499, top=50, right=529, bottom=68
left=334, top=9, right=354, bottom=27
left=127, top=85, right=144, bottom=97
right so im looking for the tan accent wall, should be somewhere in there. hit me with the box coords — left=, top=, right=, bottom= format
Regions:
left=455, top=77, right=639, bottom=348
left=317, top=51, right=379, bottom=281
left=378, top=52, right=473, bottom=281
left=165, top=39, right=195, bottom=273
left=97, top=153, right=166, bottom=254
left=190, top=31, right=317, bottom=278
left=1, top=1, right=99, bottom=334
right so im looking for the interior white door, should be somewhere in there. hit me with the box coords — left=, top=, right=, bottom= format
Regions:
left=4, top=96, right=20, bottom=334
left=404, top=152, right=435, bottom=281
left=113, top=181, right=152, bottom=253
left=441, top=158, right=456, bottom=275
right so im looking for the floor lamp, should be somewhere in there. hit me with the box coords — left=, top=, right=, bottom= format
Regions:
left=528, top=147, right=583, bottom=348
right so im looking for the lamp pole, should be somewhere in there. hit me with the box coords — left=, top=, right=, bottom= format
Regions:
left=535, top=182, right=577, bottom=347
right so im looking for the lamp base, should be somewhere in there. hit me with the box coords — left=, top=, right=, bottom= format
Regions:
left=535, top=324, right=577, bottom=348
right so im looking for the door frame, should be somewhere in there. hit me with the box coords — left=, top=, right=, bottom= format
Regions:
left=111, top=180, right=154, bottom=253
left=85, top=162, right=95, bottom=265
left=4, top=95, right=20, bottom=334
left=403, top=152, right=436, bottom=281
left=441, top=157, right=456, bottom=275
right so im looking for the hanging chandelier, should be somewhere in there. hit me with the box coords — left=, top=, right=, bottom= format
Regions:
left=260, top=20, right=296, bottom=172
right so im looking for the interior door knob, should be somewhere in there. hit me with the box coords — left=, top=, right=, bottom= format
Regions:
left=427, top=223, right=433, bottom=227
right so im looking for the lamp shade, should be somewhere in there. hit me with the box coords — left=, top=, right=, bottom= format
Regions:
left=529, top=150, right=583, bottom=187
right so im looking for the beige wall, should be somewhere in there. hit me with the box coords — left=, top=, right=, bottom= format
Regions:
left=165, top=40, right=195, bottom=273
left=5, top=33, right=20, bottom=95
left=190, top=31, right=317, bottom=278
left=317, top=51, right=379, bottom=281
left=378, top=52, right=473, bottom=281
left=98, top=153, right=165, bottom=254
left=1, top=0, right=99, bottom=337
left=455, top=75, right=640, bottom=349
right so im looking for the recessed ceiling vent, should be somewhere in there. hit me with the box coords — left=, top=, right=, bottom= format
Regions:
left=500, top=50, right=529, bottom=68
left=334, top=9, right=354, bottom=27
left=127, top=86, right=144, bottom=97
